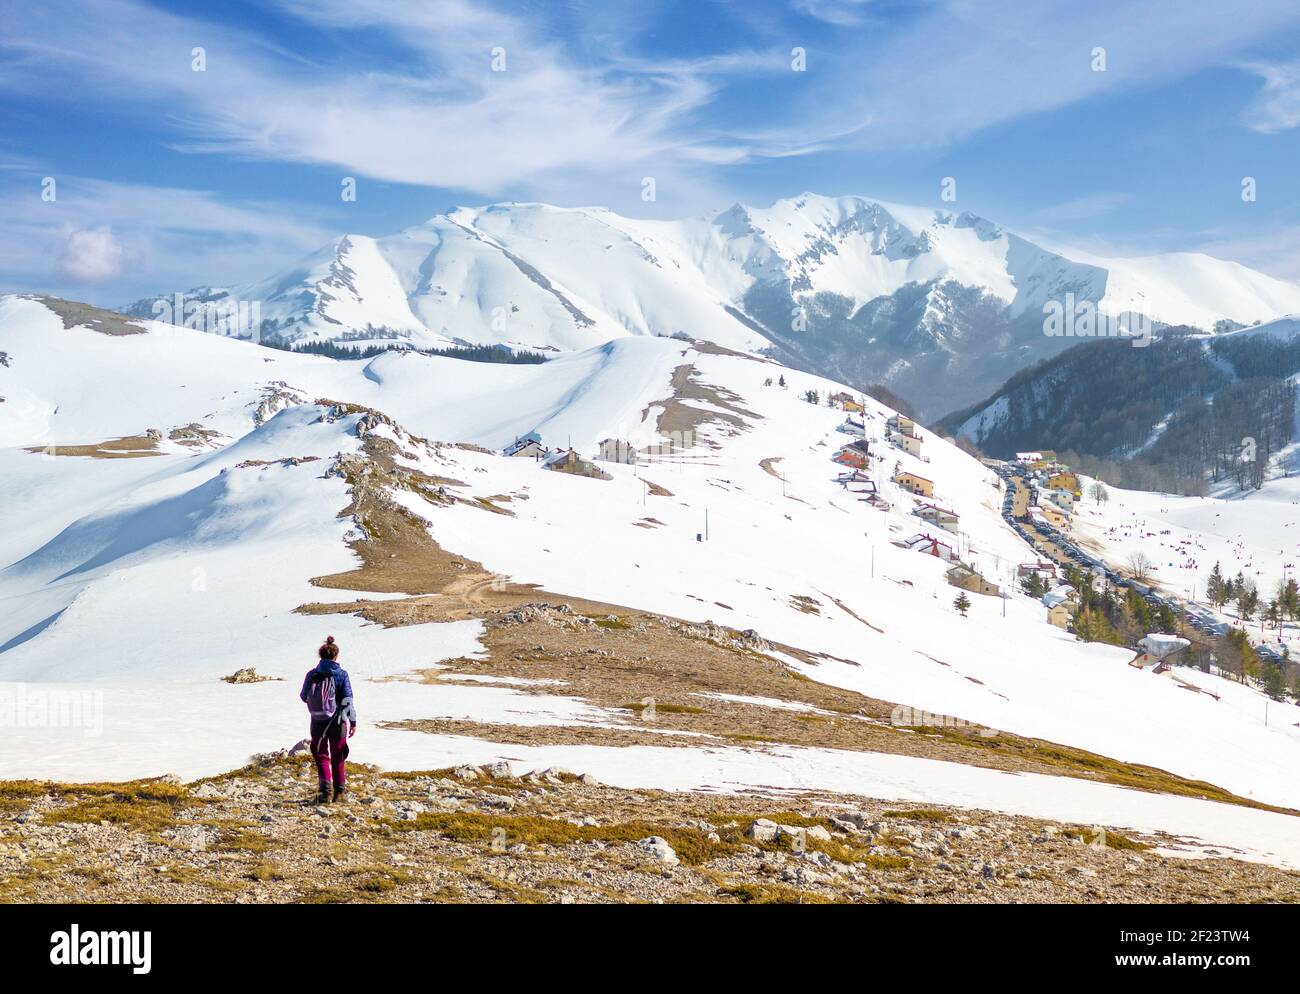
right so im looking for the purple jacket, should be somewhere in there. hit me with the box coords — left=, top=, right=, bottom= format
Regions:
left=300, top=659, right=357, bottom=725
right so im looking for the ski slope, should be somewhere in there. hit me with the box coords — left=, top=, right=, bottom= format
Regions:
left=1071, top=473, right=1300, bottom=660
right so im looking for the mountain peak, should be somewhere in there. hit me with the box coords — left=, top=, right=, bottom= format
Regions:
left=121, top=195, right=1300, bottom=419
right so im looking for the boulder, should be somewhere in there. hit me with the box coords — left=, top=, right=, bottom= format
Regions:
left=778, top=823, right=831, bottom=843
left=746, top=818, right=781, bottom=843
left=638, top=836, right=679, bottom=866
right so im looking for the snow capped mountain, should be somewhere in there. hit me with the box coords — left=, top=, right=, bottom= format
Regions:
left=123, top=194, right=1300, bottom=420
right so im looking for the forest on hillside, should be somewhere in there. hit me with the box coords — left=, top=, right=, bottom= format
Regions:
left=264, top=339, right=549, bottom=364
left=944, top=334, right=1299, bottom=494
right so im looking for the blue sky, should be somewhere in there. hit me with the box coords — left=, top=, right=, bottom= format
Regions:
left=5, top=0, right=1300, bottom=304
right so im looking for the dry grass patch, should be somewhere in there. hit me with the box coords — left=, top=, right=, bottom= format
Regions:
left=51, top=795, right=187, bottom=834
left=1063, top=827, right=1152, bottom=852
left=26, top=434, right=162, bottom=459
left=714, top=881, right=833, bottom=904
left=884, top=808, right=956, bottom=823
left=619, top=700, right=706, bottom=715
left=649, top=363, right=758, bottom=449
left=391, top=810, right=741, bottom=867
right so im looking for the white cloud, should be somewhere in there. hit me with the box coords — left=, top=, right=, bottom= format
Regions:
left=0, top=175, right=334, bottom=302
left=1241, top=60, right=1300, bottom=132
left=0, top=0, right=782, bottom=205
left=5, top=0, right=1300, bottom=299
left=5, top=0, right=1299, bottom=205
left=56, top=226, right=127, bottom=282
left=792, top=0, right=875, bottom=27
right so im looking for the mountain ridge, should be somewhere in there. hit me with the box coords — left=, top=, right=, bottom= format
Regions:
left=121, top=194, right=1300, bottom=420
left=942, top=317, right=1300, bottom=493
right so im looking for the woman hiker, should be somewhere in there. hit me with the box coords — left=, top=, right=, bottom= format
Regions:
left=299, top=636, right=357, bottom=804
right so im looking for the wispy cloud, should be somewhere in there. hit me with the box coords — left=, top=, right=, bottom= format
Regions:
left=780, top=0, right=1300, bottom=151
left=1034, top=193, right=1135, bottom=224
left=0, top=0, right=788, bottom=210
left=1194, top=224, right=1300, bottom=281
left=6, top=0, right=1300, bottom=201
left=792, top=0, right=877, bottom=28
left=1240, top=59, right=1300, bottom=132
left=5, top=0, right=1300, bottom=301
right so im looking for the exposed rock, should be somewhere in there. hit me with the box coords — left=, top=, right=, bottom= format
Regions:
left=5, top=761, right=1290, bottom=905
left=777, top=823, right=831, bottom=844
left=746, top=818, right=781, bottom=843
left=223, top=667, right=277, bottom=684
left=638, top=836, right=679, bottom=866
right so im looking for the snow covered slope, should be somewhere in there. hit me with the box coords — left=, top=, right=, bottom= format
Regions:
left=5, top=294, right=1300, bottom=868
left=1072, top=472, right=1300, bottom=661
left=123, top=195, right=1300, bottom=419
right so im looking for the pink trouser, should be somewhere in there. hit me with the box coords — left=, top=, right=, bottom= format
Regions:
left=309, top=718, right=349, bottom=784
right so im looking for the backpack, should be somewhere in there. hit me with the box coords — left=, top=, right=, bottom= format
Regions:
left=305, top=672, right=337, bottom=720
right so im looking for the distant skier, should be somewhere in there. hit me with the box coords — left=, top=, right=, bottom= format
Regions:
left=299, top=635, right=357, bottom=804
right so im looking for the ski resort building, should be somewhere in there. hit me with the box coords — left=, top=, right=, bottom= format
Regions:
left=901, top=533, right=958, bottom=561
left=1015, top=450, right=1057, bottom=468
left=1046, top=602, right=1074, bottom=629
left=503, top=431, right=547, bottom=459
left=946, top=565, right=1000, bottom=596
left=887, top=414, right=917, bottom=438
left=1044, top=488, right=1075, bottom=512
left=1017, top=560, right=1057, bottom=579
left=914, top=502, right=960, bottom=530
left=596, top=438, right=638, bottom=464
left=1046, top=471, right=1081, bottom=497
left=892, top=432, right=922, bottom=457
left=544, top=448, right=612, bottom=480
left=836, top=417, right=866, bottom=437
left=894, top=470, right=934, bottom=497
left=833, top=439, right=873, bottom=469
left=841, top=471, right=877, bottom=496
left=1037, top=504, right=1068, bottom=529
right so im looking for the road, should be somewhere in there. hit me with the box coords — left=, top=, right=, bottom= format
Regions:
left=1005, top=473, right=1076, bottom=568
left=993, top=463, right=1284, bottom=664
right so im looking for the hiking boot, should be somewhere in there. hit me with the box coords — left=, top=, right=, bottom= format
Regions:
left=313, top=781, right=332, bottom=805
left=332, top=783, right=347, bottom=803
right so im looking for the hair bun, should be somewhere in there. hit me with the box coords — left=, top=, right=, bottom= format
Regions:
left=325, top=635, right=336, bottom=645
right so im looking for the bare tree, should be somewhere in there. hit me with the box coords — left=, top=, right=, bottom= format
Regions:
left=1088, top=481, right=1109, bottom=504
left=1128, top=551, right=1153, bottom=582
